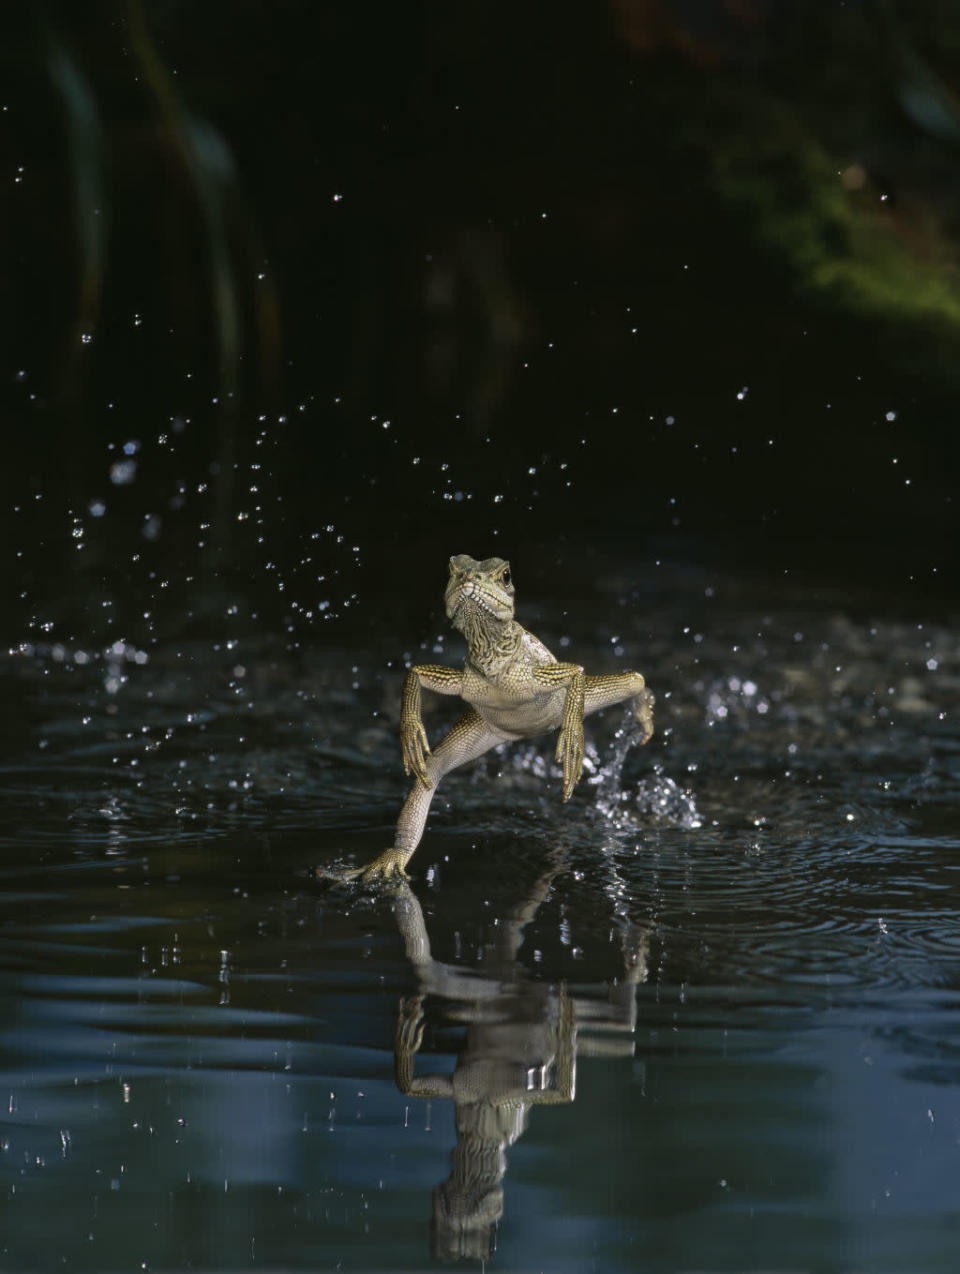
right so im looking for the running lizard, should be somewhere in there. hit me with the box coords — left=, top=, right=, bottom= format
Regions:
left=340, top=554, right=654, bottom=882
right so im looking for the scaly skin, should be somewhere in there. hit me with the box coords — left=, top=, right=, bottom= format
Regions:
left=337, top=554, right=654, bottom=883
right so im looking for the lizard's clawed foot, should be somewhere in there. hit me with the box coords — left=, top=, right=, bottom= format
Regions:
left=556, top=722, right=585, bottom=802
left=316, top=848, right=412, bottom=885
left=396, top=993, right=426, bottom=1054
left=400, top=720, right=432, bottom=786
left=394, top=992, right=426, bottom=1091
left=633, top=688, right=655, bottom=745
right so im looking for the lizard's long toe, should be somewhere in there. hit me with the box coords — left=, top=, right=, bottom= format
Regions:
left=634, top=689, right=655, bottom=744
left=401, top=721, right=432, bottom=785
left=359, top=850, right=411, bottom=883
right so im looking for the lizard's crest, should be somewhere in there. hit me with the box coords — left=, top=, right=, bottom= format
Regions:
left=445, top=555, right=517, bottom=656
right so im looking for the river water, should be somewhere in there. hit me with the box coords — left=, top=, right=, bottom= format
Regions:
left=1, top=562, right=958, bottom=1272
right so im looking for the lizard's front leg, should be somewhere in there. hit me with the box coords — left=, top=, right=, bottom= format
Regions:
left=533, top=662, right=586, bottom=801
left=400, top=664, right=464, bottom=784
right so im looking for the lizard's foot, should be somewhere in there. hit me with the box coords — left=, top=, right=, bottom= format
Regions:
left=396, top=992, right=426, bottom=1054
left=555, top=721, right=585, bottom=802
left=633, top=688, right=655, bottom=745
left=400, top=720, right=432, bottom=786
left=316, top=849, right=412, bottom=885
left=394, top=992, right=426, bottom=1091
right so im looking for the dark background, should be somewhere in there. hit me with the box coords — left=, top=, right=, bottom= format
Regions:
left=3, top=0, right=959, bottom=646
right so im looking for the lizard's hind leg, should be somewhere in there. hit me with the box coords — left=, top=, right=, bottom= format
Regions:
left=339, top=708, right=505, bottom=883
left=394, top=707, right=505, bottom=856
left=584, top=671, right=654, bottom=744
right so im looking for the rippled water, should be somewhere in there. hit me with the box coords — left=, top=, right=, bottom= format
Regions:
left=2, top=566, right=959, bottom=1272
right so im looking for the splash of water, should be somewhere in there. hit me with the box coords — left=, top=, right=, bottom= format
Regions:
left=590, top=710, right=701, bottom=830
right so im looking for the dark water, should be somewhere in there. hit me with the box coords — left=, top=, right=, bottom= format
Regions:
left=2, top=566, right=959, bottom=1273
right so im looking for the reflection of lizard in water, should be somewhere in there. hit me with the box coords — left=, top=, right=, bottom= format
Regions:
left=388, top=865, right=646, bottom=1262
left=340, top=554, right=655, bottom=883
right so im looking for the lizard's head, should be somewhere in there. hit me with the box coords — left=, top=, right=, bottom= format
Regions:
left=444, top=555, right=515, bottom=635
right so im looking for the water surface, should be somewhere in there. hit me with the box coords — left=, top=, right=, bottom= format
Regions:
left=1, top=566, right=959, bottom=1272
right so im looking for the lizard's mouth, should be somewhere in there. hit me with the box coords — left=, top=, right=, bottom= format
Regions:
left=447, top=582, right=511, bottom=627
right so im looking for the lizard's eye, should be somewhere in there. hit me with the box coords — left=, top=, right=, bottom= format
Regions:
left=501, top=568, right=511, bottom=587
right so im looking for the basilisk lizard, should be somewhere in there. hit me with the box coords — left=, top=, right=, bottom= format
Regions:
left=339, top=554, right=654, bottom=882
